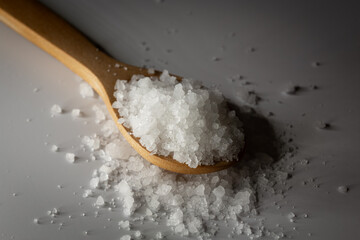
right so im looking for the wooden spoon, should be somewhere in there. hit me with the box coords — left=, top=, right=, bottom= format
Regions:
left=0, top=0, right=240, bottom=174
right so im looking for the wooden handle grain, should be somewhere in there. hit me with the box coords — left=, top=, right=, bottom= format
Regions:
left=0, top=0, right=114, bottom=95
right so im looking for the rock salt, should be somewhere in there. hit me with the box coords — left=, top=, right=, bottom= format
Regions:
left=79, top=82, right=94, bottom=98
left=120, top=235, right=131, bottom=240
left=51, top=145, right=58, bottom=152
left=95, top=196, right=105, bottom=207
left=50, top=104, right=62, bottom=116
left=65, top=153, right=75, bottom=163
left=71, top=109, right=81, bottom=117
left=112, top=70, right=244, bottom=168
left=337, top=185, right=348, bottom=194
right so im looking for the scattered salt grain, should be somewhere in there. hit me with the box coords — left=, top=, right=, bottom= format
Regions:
left=65, top=153, right=75, bottom=163
left=283, top=85, right=301, bottom=95
left=337, top=185, right=348, bottom=194
left=50, top=104, right=62, bottom=116
left=71, top=109, right=81, bottom=118
left=80, top=82, right=94, bottom=98
left=287, top=212, right=296, bottom=222
left=33, top=87, right=39, bottom=93
left=51, top=145, right=58, bottom=152
left=112, top=70, right=244, bottom=168
left=95, top=196, right=105, bottom=207
left=133, top=230, right=142, bottom=239
left=33, top=218, right=39, bottom=224
left=120, top=235, right=131, bottom=240
left=316, top=121, right=330, bottom=129
left=155, top=232, right=163, bottom=239
left=118, top=220, right=130, bottom=231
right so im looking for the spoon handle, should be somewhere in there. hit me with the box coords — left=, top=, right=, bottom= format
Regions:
left=0, top=0, right=113, bottom=95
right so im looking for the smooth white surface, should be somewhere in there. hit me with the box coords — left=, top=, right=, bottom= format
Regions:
left=0, top=1, right=359, bottom=239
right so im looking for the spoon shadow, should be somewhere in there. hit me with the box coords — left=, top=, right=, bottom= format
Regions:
left=228, top=102, right=282, bottom=170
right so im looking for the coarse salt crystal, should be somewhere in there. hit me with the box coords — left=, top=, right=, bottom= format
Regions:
left=51, top=145, right=58, bottom=152
left=337, top=185, right=348, bottom=194
left=95, top=196, right=105, bottom=206
left=65, top=153, right=75, bottom=163
left=71, top=109, right=81, bottom=117
left=80, top=82, right=94, bottom=98
left=120, top=235, right=131, bottom=240
left=50, top=104, right=62, bottom=116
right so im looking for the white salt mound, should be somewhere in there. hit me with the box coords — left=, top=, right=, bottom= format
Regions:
left=112, top=70, right=244, bottom=168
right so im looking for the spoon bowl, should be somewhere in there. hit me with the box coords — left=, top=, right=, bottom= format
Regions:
left=0, top=0, right=241, bottom=174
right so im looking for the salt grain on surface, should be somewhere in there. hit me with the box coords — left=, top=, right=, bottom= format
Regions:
left=50, top=104, right=62, bottom=116
left=112, top=70, right=245, bottom=168
left=65, top=153, right=75, bottom=163
left=120, top=235, right=131, bottom=240
left=80, top=82, right=94, bottom=98
left=71, top=109, right=81, bottom=117
left=51, top=145, right=58, bottom=152
left=337, top=185, right=348, bottom=194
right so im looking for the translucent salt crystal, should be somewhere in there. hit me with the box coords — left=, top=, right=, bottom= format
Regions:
left=133, top=230, right=142, bottom=239
left=33, top=87, right=39, bottom=93
left=337, top=185, right=348, bottom=194
left=51, top=145, right=58, bottom=152
left=50, top=104, right=62, bottom=116
left=287, top=212, right=296, bottom=222
left=316, top=121, right=330, bottom=129
left=82, top=135, right=100, bottom=151
left=194, top=185, right=205, bottom=196
left=156, top=184, right=172, bottom=196
left=167, top=209, right=183, bottom=226
left=33, top=218, right=39, bottom=224
left=212, top=186, right=225, bottom=199
left=234, top=190, right=252, bottom=207
left=80, top=82, right=94, bottom=98
left=118, top=220, right=130, bottom=230
left=89, top=177, right=100, bottom=189
left=48, top=208, right=59, bottom=217
left=211, top=176, right=219, bottom=185
left=120, top=235, right=131, bottom=240
left=65, top=153, right=75, bottom=163
left=105, top=139, right=136, bottom=159
left=116, top=180, right=134, bottom=216
left=283, top=85, right=301, bottom=95
left=92, top=105, right=106, bottom=123
left=155, top=232, right=163, bottom=239
left=71, top=109, right=81, bottom=117
left=95, top=196, right=105, bottom=206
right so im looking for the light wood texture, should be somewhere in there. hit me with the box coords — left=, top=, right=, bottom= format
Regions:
left=0, top=0, right=238, bottom=174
